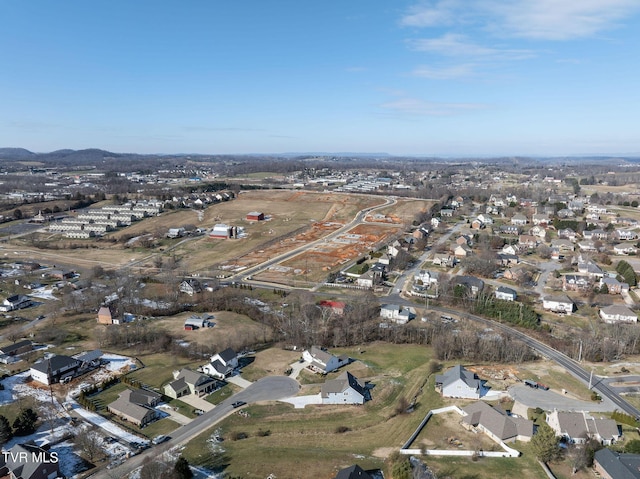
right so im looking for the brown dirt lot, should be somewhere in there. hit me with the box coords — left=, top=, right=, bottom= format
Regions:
left=418, top=411, right=501, bottom=452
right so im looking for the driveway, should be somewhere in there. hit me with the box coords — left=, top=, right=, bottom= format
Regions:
left=288, top=360, right=310, bottom=379
left=509, top=385, right=615, bottom=412
left=227, top=375, right=253, bottom=388
left=176, top=394, right=215, bottom=412
left=280, top=393, right=322, bottom=408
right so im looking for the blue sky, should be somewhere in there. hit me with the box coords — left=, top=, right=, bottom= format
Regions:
left=1, top=1, right=639, bottom=156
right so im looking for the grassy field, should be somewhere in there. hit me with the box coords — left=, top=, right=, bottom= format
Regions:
left=181, top=343, right=442, bottom=478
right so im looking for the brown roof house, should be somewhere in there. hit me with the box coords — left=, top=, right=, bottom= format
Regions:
left=107, top=389, right=159, bottom=427
left=97, top=306, right=113, bottom=325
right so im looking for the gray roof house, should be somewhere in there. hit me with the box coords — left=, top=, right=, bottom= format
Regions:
left=594, top=449, right=640, bottom=479
left=30, top=355, right=81, bottom=385
left=321, top=371, right=370, bottom=405
left=600, top=305, right=638, bottom=324
left=165, top=368, right=218, bottom=398
left=2, top=443, right=61, bottom=479
left=303, top=346, right=350, bottom=374
left=495, top=286, right=517, bottom=301
left=202, top=348, right=239, bottom=379
left=334, top=465, right=374, bottom=479
left=107, top=389, right=158, bottom=427
left=547, top=410, right=621, bottom=445
left=462, top=401, right=533, bottom=443
left=435, top=365, right=487, bottom=399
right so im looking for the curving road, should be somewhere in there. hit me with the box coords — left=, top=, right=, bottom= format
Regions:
left=90, top=376, right=299, bottom=479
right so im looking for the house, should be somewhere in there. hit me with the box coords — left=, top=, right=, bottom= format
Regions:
left=511, top=214, right=528, bottom=226
left=599, top=277, right=628, bottom=294
left=318, top=300, right=346, bottom=316
left=461, top=401, right=533, bottom=443
left=454, top=244, right=472, bottom=257
left=0, top=294, right=33, bottom=312
left=456, top=234, right=472, bottom=246
left=547, top=410, right=620, bottom=445
left=1, top=443, right=61, bottom=479
left=210, top=223, right=231, bottom=239
left=558, top=228, right=577, bottom=242
left=379, top=304, right=412, bottom=324
left=499, top=225, right=520, bottom=235
left=414, top=269, right=439, bottom=287
left=118, top=387, right=161, bottom=407
left=471, top=218, right=485, bottom=230
left=594, top=449, right=640, bottom=479
left=542, top=295, right=575, bottom=314
left=321, top=371, right=370, bottom=405
left=430, top=217, right=441, bottom=228
left=615, top=229, right=639, bottom=241
left=599, top=305, right=638, bottom=324
left=303, top=346, right=350, bottom=374
left=164, top=368, right=218, bottom=398
left=562, top=274, right=591, bottom=291
left=502, top=244, right=521, bottom=255
left=584, top=229, right=608, bottom=241
left=495, top=286, right=517, bottom=301
left=453, top=276, right=484, bottom=296
left=0, top=339, right=33, bottom=357
left=97, top=306, right=113, bottom=325
left=333, top=465, right=375, bottom=479
left=108, top=390, right=158, bottom=427
left=518, top=235, right=538, bottom=248
left=529, top=225, right=547, bottom=240
left=432, top=253, right=455, bottom=267
left=440, top=208, right=454, bottom=217
left=614, top=244, right=638, bottom=255
left=166, top=227, right=185, bottom=238
left=578, top=260, right=604, bottom=278
left=496, top=253, right=518, bottom=266
left=551, top=239, right=574, bottom=252
left=356, top=270, right=376, bottom=288
left=180, top=279, right=202, bottom=295
left=184, top=315, right=214, bottom=330
left=246, top=211, right=265, bottom=221
left=202, top=348, right=239, bottom=379
left=532, top=213, right=549, bottom=226
left=477, top=214, right=493, bottom=225
left=435, top=365, right=486, bottom=399
left=30, top=355, right=81, bottom=385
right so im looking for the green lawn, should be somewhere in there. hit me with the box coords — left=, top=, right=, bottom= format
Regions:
left=205, top=383, right=240, bottom=405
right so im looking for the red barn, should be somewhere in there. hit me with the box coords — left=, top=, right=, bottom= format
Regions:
left=246, top=211, right=265, bottom=221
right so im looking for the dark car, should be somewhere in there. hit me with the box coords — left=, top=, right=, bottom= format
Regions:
left=231, top=401, right=246, bottom=408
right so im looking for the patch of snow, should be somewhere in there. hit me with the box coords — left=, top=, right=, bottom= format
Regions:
left=68, top=399, right=143, bottom=444
left=28, top=288, right=58, bottom=300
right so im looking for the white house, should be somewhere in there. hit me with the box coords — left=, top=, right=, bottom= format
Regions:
left=495, top=286, right=517, bottom=301
left=303, top=346, right=350, bottom=374
left=547, top=410, right=621, bottom=445
left=379, top=304, right=412, bottom=324
left=599, top=305, right=638, bottom=324
left=30, top=355, right=81, bottom=385
left=435, top=365, right=487, bottom=399
left=542, top=295, right=575, bottom=314
left=321, top=371, right=370, bottom=405
left=202, top=348, right=238, bottom=379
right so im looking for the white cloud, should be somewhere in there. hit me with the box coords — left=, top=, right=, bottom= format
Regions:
left=402, top=0, right=640, bottom=40
left=411, top=63, right=476, bottom=79
left=380, top=97, right=486, bottom=116
left=487, top=0, right=640, bottom=40
left=409, top=33, right=534, bottom=59
left=400, top=0, right=461, bottom=27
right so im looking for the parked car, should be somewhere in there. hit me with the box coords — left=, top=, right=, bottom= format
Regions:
left=152, top=435, right=170, bottom=445
left=231, top=401, right=246, bottom=408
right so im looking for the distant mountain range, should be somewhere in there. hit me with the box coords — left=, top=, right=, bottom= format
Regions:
left=0, top=147, right=638, bottom=165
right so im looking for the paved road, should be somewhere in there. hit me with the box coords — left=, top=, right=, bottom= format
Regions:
left=421, top=304, right=640, bottom=419
left=509, top=385, right=615, bottom=412
left=602, top=375, right=640, bottom=394
left=90, top=376, right=299, bottom=479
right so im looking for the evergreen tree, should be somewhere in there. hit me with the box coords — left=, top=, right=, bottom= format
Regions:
left=0, top=415, right=12, bottom=445
left=13, top=408, right=38, bottom=436
left=531, top=423, right=560, bottom=463
left=174, top=456, right=193, bottom=479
